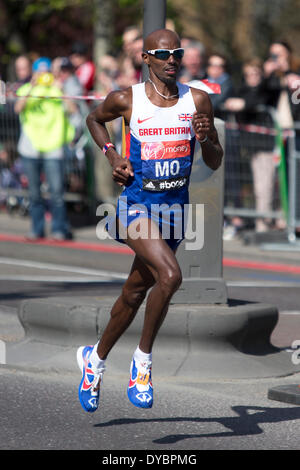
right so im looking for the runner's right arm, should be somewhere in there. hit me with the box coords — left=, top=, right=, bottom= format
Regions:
left=86, top=88, right=134, bottom=186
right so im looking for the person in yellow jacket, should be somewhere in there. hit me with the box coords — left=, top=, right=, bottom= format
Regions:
left=15, top=58, right=75, bottom=240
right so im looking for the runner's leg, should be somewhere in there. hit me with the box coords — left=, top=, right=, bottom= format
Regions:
left=97, top=217, right=182, bottom=359
left=97, top=254, right=156, bottom=360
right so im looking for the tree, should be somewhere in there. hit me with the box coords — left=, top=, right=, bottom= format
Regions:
left=168, top=0, right=300, bottom=75
left=0, top=0, right=94, bottom=80
left=1, top=0, right=299, bottom=83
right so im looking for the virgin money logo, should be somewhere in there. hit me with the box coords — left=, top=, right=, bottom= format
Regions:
left=142, top=139, right=190, bottom=160
left=165, top=144, right=189, bottom=154
left=143, top=142, right=165, bottom=160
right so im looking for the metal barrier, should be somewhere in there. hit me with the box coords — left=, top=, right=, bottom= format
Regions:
left=1, top=97, right=299, bottom=241
left=0, top=96, right=95, bottom=215
left=222, top=106, right=288, bottom=231
left=287, top=121, right=300, bottom=242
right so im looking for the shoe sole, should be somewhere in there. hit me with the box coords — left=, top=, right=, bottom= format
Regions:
left=127, top=388, right=153, bottom=408
left=77, top=346, right=97, bottom=413
left=127, top=360, right=153, bottom=409
left=77, top=346, right=85, bottom=373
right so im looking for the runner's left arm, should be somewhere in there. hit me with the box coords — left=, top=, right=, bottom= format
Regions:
left=191, top=89, right=223, bottom=170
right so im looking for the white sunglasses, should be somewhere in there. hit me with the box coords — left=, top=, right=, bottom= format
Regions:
left=146, top=48, right=185, bottom=60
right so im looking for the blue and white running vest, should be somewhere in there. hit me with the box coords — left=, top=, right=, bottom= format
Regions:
left=122, top=81, right=197, bottom=208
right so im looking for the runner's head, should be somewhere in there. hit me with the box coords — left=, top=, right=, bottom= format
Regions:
left=142, top=29, right=183, bottom=84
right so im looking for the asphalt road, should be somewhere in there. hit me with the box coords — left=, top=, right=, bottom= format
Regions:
left=1, top=365, right=300, bottom=451
left=1, top=231, right=300, bottom=452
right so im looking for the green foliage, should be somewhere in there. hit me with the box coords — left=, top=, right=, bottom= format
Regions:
left=117, top=0, right=142, bottom=7
left=1, top=0, right=299, bottom=82
left=9, top=0, right=86, bottom=20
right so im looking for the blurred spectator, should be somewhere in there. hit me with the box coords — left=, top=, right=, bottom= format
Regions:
left=264, top=41, right=300, bottom=232
left=179, top=41, right=206, bottom=83
left=59, top=56, right=89, bottom=194
left=59, top=56, right=89, bottom=123
left=14, top=58, right=75, bottom=240
left=117, top=56, right=138, bottom=89
left=206, top=53, right=235, bottom=118
left=0, top=141, right=25, bottom=211
left=97, top=54, right=124, bottom=154
left=224, top=59, right=277, bottom=233
left=224, top=58, right=270, bottom=111
left=264, top=40, right=300, bottom=127
left=97, top=54, right=120, bottom=95
left=181, top=37, right=196, bottom=48
left=166, top=18, right=176, bottom=32
left=32, top=57, right=52, bottom=74
left=14, top=55, right=32, bottom=88
left=130, top=35, right=143, bottom=83
left=51, top=56, right=63, bottom=87
left=206, top=54, right=240, bottom=238
left=70, top=41, right=96, bottom=93
left=121, top=26, right=141, bottom=58
left=7, top=55, right=32, bottom=97
left=117, top=26, right=142, bottom=88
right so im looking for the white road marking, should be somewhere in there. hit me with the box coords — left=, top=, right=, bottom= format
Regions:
left=280, top=311, right=300, bottom=315
left=1, top=257, right=300, bottom=288
left=0, top=275, right=123, bottom=283
left=0, top=340, right=6, bottom=364
left=0, top=256, right=127, bottom=280
left=227, top=281, right=300, bottom=287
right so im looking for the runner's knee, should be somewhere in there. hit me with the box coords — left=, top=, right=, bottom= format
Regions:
left=159, top=266, right=182, bottom=295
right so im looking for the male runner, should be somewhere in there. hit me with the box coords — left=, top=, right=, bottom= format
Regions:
left=77, top=29, right=223, bottom=412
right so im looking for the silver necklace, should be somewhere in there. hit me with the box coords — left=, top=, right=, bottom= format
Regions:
left=148, top=79, right=178, bottom=100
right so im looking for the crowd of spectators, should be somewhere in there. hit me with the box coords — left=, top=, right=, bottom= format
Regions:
left=1, top=25, right=300, bottom=238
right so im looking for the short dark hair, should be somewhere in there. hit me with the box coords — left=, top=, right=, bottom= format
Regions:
left=272, top=40, right=292, bottom=54
left=71, top=41, right=88, bottom=56
left=60, top=57, right=74, bottom=70
left=208, top=53, right=229, bottom=71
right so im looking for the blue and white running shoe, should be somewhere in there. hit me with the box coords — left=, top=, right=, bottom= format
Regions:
left=127, top=357, right=153, bottom=408
left=77, top=345, right=105, bottom=413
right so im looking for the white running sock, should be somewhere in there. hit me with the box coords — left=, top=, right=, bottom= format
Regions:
left=90, top=342, right=106, bottom=373
left=134, top=346, right=152, bottom=363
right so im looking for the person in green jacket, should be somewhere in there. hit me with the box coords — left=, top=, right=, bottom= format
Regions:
left=15, top=57, right=75, bottom=240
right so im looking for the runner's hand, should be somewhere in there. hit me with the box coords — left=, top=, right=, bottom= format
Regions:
left=111, top=157, right=134, bottom=186
left=192, top=112, right=211, bottom=142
